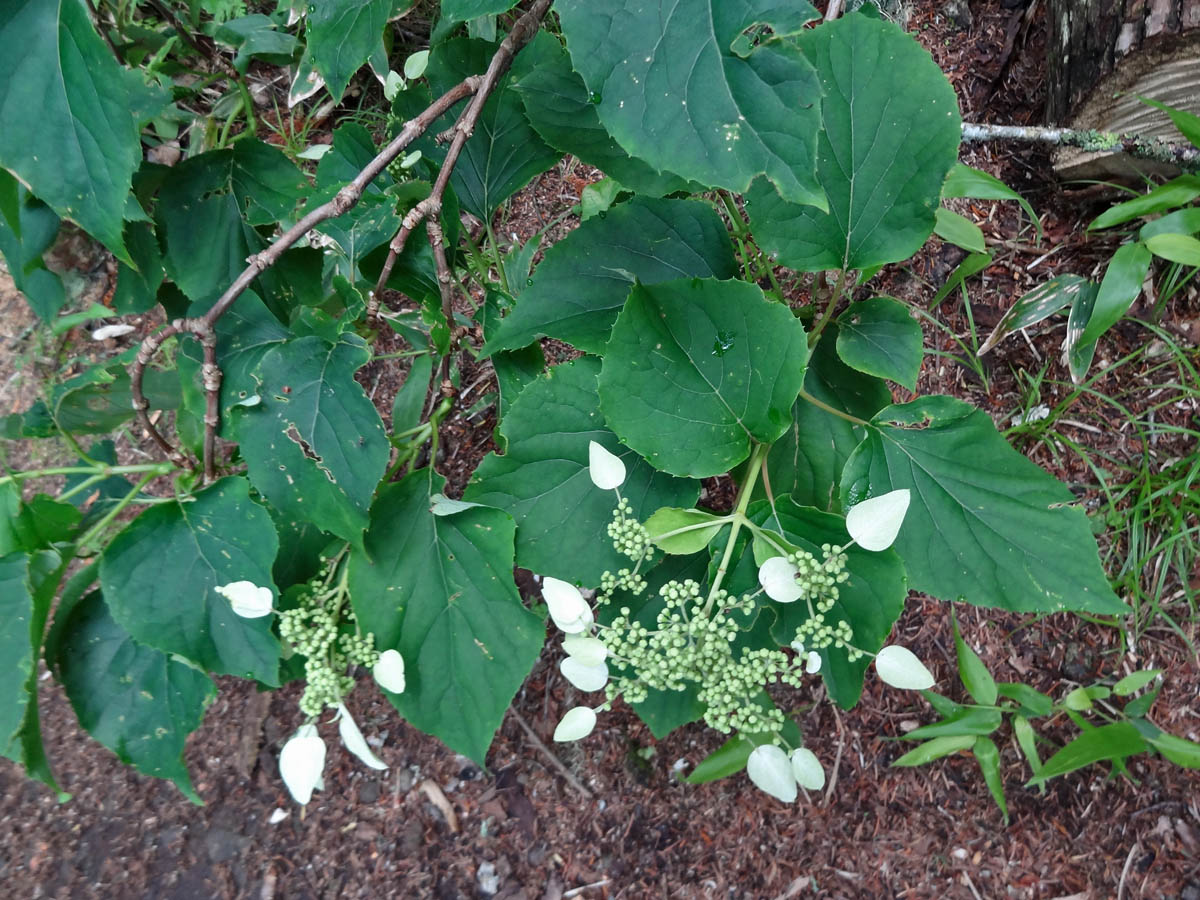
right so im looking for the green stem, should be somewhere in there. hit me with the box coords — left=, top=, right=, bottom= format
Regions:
left=807, top=269, right=848, bottom=348
left=485, top=217, right=511, bottom=294
left=217, top=94, right=243, bottom=148
left=372, top=349, right=428, bottom=362
left=0, top=462, right=173, bottom=486
left=75, top=472, right=161, bottom=553
left=719, top=191, right=748, bottom=237
left=797, top=387, right=869, bottom=426
left=56, top=474, right=105, bottom=504
left=705, top=442, right=768, bottom=611
left=234, top=78, right=258, bottom=139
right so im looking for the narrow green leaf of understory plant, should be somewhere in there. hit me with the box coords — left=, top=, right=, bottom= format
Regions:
left=1013, top=715, right=1042, bottom=776
left=942, top=163, right=1042, bottom=242
left=1139, top=97, right=1200, bottom=149
left=904, top=707, right=1002, bottom=739
left=978, top=275, right=1093, bottom=354
left=1078, top=241, right=1152, bottom=346
left=1089, top=176, right=1200, bottom=230
left=972, top=736, right=1008, bottom=824
left=934, top=207, right=987, bottom=254
left=1145, top=232, right=1200, bottom=267
left=996, top=683, right=1054, bottom=718
left=1027, top=722, right=1148, bottom=786
left=1112, top=669, right=1163, bottom=697
left=951, top=609, right=997, bottom=706
left=892, top=735, right=977, bottom=767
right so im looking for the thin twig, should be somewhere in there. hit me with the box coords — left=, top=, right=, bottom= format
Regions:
left=510, top=709, right=595, bottom=800
left=961, top=122, right=1200, bottom=173
left=145, top=0, right=242, bottom=81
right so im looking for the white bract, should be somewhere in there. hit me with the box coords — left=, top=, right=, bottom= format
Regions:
left=758, top=555, right=803, bottom=603
left=588, top=440, right=626, bottom=490
left=805, top=651, right=822, bottom=674
left=336, top=704, right=388, bottom=771
left=91, top=323, right=136, bottom=341
left=560, top=657, right=609, bottom=692
left=747, top=744, right=797, bottom=802
left=553, top=706, right=597, bottom=742
left=373, top=649, right=406, bottom=694
left=562, top=635, right=607, bottom=666
left=790, top=748, right=825, bottom=790
left=542, top=576, right=594, bottom=633
left=279, top=723, right=326, bottom=805
left=875, top=645, right=936, bottom=690
left=845, top=489, right=911, bottom=551
left=214, top=581, right=273, bottom=618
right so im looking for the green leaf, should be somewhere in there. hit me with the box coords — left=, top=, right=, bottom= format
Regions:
left=1112, top=669, right=1162, bottom=697
left=904, top=706, right=1002, bottom=738
left=112, top=222, right=166, bottom=315
left=347, top=470, right=544, bottom=764
left=100, top=477, right=281, bottom=683
left=841, top=395, right=1127, bottom=614
left=1078, top=241, right=1152, bottom=346
left=923, top=690, right=965, bottom=718
left=979, top=274, right=1094, bottom=355
left=480, top=290, right=544, bottom=443
left=746, top=14, right=961, bottom=271
left=213, top=13, right=301, bottom=73
left=391, top=353, right=432, bottom=435
left=481, top=197, right=736, bottom=356
left=1027, top=722, right=1147, bottom=786
left=0, top=170, right=65, bottom=320
left=421, top=35, right=561, bottom=219
left=931, top=251, right=992, bottom=307
left=599, top=278, right=809, bottom=478
left=951, top=610, right=997, bottom=706
left=1146, top=731, right=1200, bottom=768
left=934, top=207, right=986, bottom=254
left=0, top=0, right=143, bottom=264
left=48, top=591, right=215, bottom=803
left=441, top=0, right=519, bottom=22
left=511, top=43, right=699, bottom=197
left=1139, top=207, right=1200, bottom=241
left=835, top=296, right=923, bottom=390
left=942, top=163, right=1041, bottom=242
left=762, top=326, right=890, bottom=511
left=307, top=0, right=394, bottom=103
left=1145, top=232, right=1200, bottom=266
left=1089, top=176, right=1200, bottom=230
left=463, top=357, right=697, bottom=584
left=556, top=0, right=825, bottom=205
left=1140, top=97, right=1200, bottom=149
left=892, top=734, right=976, bottom=766
left=231, top=335, right=390, bottom=549
left=682, top=704, right=803, bottom=783
left=996, top=682, right=1053, bottom=718
left=1064, top=282, right=1099, bottom=383
left=1013, top=715, right=1041, bottom=774
left=645, top=508, right=726, bottom=555
left=972, top=736, right=1008, bottom=823
left=754, top=499, right=907, bottom=709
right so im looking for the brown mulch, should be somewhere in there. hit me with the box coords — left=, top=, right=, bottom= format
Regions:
left=3, top=2, right=1200, bottom=899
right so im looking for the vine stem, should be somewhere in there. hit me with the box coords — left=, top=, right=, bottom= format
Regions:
left=0, top=462, right=173, bottom=485
left=807, top=269, right=847, bottom=348
left=75, top=472, right=162, bottom=552
left=705, top=442, right=768, bottom=611
left=128, top=0, right=554, bottom=485
left=797, top=388, right=870, bottom=426
left=961, top=122, right=1200, bottom=173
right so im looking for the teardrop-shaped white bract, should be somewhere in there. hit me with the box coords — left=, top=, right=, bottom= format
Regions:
left=845, top=489, right=911, bottom=552
left=790, top=747, right=825, bottom=790
left=758, top=556, right=803, bottom=603
left=588, top=440, right=626, bottom=490
left=553, top=706, right=597, bottom=742
left=875, top=645, right=936, bottom=690
left=542, top=577, right=593, bottom=633
left=279, top=724, right=326, bottom=805
left=373, top=649, right=406, bottom=694
left=562, top=635, right=607, bottom=666
left=805, top=651, right=822, bottom=674
left=214, top=581, right=273, bottom=618
left=336, top=704, right=388, bottom=771
left=747, top=745, right=797, bottom=802
left=560, top=657, right=609, bottom=692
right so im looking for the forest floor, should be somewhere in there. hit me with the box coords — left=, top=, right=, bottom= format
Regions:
left=1, top=1, right=1199, bottom=898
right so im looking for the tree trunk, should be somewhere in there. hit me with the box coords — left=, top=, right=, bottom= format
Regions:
left=1046, top=0, right=1200, bottom=179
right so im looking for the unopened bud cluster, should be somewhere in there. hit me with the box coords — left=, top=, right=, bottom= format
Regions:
left=607, top=497, right=651, bottom=560
left=279, top=562, right=380, bottom=717
left=782, top=546, right=862, bottom=660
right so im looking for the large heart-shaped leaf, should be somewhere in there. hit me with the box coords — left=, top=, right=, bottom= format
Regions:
left=512, top=43, right=698, bottom=197
left=483, top=197, right=736, bottom=357
left=306, top=0, right=394, bottom=103
left=464, top=357, right=698, bottom=583
left=841, top=396, right=1126, bottom=614
left=599, top=278, right=809, bottom=478
left=48, top=592, right=215, bottom=803
left=100, top=477, right=281, bottom=683
left=746, top=14, right=961, bottom=272
left=347, top=471, right=544, bottom=764
left=441, top=0, right=519, bottom=21
left=556, top=0, right=825, bottom=205
left=749, top=499, right=907, bottom=708
left=421, top=35, right=562, bottom=219
left=0, top=0, right=143, bottom=263
left=761, top=326, right=890, bottom=511
left=231, top=335, right=390, bottom=548
left=836, top=296, right=923, bottom=390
